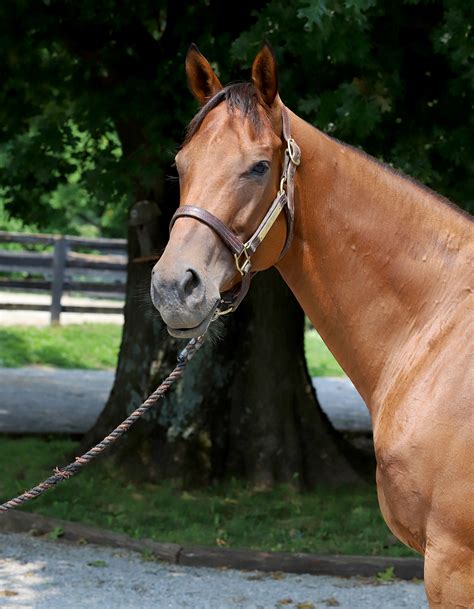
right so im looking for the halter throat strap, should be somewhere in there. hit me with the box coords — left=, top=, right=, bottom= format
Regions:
left=170, top=105, right=301, bottom=316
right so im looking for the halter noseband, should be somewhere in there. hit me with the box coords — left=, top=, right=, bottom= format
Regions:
left=169, top=106, right=301, bottom=318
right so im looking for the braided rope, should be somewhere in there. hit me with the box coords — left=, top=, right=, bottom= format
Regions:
left=0, top=336, right=205, bottom=513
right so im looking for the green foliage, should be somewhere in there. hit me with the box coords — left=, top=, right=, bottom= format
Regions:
left=0, top=117, right=128, bottom=236
left=0, top=0, right=471, bottom=238
left=48, top=526, right=65, bottom=540
left=0, top=437, right=417, bottom=557
left=0, top=199, right=38, bottom=233
left=232, top=0, right=473, bottom=211
left=376, top=566, right=396, bottom=582
left=0, top=324, right=121, bottom=369
left=0, top=1, right=247, bottom=235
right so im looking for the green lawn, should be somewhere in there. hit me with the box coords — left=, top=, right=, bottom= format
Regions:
left=0, top=324, right=344, bottom=376
left=304, top=329, right=345, bottom=377
left=0, top=437, right=415, bottom=557
left=0, top=324, right=121, bottom=368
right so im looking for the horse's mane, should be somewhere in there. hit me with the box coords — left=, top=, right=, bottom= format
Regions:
left=337, top=139, right=473, bottom=222
left=183, top=82, right=267, bottom=146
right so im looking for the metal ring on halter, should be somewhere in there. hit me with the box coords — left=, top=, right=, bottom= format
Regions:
left=287, top=138, right=300, bottom=165
left=212, top=303, right=234, bottom=319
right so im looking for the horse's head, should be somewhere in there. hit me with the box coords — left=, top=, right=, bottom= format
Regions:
left=151, top=44, right=297, bottom=338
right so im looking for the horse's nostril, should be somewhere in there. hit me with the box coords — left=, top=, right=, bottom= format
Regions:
left=181, top=269, right=201, bottom=298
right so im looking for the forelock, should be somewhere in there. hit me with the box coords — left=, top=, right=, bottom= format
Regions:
left=183, top=82, right=268, bottom=145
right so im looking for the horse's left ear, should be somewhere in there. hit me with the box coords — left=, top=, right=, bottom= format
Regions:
left=251, top=43, right=279, bottom=107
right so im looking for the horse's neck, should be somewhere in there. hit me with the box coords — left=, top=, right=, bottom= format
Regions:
left=277, top=112, right=471, bottom=412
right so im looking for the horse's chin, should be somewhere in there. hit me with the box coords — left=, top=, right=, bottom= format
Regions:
left=165, top=304, right=217, bottom=339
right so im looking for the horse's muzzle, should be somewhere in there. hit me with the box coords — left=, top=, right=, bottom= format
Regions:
left=150, top=263, right=220, bottom=338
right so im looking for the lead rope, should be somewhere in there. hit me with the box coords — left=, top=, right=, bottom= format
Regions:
left=0, top=336, right=205, bottom=513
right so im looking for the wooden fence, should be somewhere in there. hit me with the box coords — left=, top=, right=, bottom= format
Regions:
left=0, top=231, right=127, bottom=324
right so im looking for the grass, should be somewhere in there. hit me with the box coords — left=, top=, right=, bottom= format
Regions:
left=304, top=330, right=345, bottom=377
left=0, top=324, right=122, bottom=369
left=0, top=324, right=343, bottom=376
left=0, top=437, right=416, bottom=557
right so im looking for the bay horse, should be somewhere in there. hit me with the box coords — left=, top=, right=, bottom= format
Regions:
left=151, top=44, right=473, bottom=607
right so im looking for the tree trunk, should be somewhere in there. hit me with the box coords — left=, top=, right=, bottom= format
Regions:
left=82, top=207, right=361, bottom=488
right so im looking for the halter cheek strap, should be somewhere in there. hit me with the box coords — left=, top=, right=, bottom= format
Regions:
left=169, top=105, right=301, bottom=317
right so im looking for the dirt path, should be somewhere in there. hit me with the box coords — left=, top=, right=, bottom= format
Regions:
left=0, top=368, right=370, bottom=435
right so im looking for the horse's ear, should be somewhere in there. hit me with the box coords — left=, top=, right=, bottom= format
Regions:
left=251, top=43, right=279, bottom=108
left=185, top=44, right=223, bottom=106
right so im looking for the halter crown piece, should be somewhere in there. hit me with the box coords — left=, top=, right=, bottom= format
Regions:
left=170, top=106, right=301, bottom=320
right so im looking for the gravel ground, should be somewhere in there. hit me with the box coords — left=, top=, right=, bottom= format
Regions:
left=0, top=533, right=427, bottom=609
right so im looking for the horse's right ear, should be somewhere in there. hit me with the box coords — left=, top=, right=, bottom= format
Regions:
left=185, top=44, right=223, bottom=106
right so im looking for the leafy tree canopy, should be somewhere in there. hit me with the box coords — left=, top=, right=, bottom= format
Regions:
left=0, top=0, right=472, bottom=238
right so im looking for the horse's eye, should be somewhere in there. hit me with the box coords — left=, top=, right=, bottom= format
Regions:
left=250, top=161, right=270, bottom=176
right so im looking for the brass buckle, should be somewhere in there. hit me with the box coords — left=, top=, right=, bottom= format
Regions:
left=234, top=247, right=251, bottom=276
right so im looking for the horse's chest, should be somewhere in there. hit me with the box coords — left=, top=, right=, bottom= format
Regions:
left=375, top=451, right=428, bottom=554
left=372, top=410, right=434, bottom=554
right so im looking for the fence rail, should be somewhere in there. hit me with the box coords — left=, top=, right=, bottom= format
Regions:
left=0, top=230, right=127, bottom=324
left=0, top=231, right=127, bottom=250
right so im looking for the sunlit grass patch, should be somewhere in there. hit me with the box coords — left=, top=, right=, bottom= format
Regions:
left=0, top=324, right=343, bottom=378
left=0, top=324, right=121, bottom=369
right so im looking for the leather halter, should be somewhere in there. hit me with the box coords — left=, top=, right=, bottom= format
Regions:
left=170, top=106, right=301, bottom=318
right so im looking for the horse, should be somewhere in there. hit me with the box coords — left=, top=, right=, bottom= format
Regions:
left=150, top=44, right=474, bottom=607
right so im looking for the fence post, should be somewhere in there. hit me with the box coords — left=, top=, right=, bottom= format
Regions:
left=50, top=237, right=68, bottom=325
